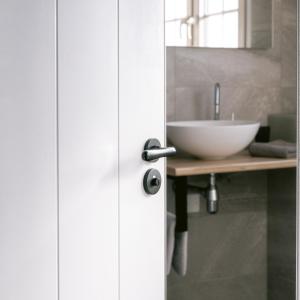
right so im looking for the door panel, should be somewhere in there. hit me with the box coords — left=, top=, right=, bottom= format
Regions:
left=119, top=0, right=165, bottom=299
left=58, top=0, right=119, bottom=299
left=0, top=0, right=164, bottom=299
left=0, top=1, right=58, bottom=299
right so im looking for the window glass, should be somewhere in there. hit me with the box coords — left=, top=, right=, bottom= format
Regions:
left=203, top=15, right=223, bottom=47
left=223, top=11, right=239, bottom=47
left=198, top=0, right=205, bottom=17
left=224, top=0, right=239, bottom=11
left=165, top=21, right=188, bottom=46
left=165, top=0, right=189, bottom=21
left=205, top=0, right=223, bottom=15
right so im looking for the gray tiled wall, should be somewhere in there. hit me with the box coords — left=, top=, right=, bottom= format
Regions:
left=167, top=0, right=297, bottom=125
left=268, top=169, right=296, bottom=300
left=168, top=172, right=268, bottom=300
left=166, top=0, right=297, bottom=299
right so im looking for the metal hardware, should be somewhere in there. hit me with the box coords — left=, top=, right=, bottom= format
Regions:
left=187, top=173, right=219, bottom=214
left=206, top=173, right=219, bottom=214
left=214, top=83, right=220, bottom=120
left=143, top=168, right=162, bottom=195
left=142, top=138, right=176, bottom=162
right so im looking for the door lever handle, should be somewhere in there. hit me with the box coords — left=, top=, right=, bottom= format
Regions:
left=142, top=147, right=176, bottom=161
left=142, top=138, right=176, bottom=162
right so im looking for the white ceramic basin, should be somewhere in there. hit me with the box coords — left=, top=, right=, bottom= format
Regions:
left=167, top=120, right=260, bottom=160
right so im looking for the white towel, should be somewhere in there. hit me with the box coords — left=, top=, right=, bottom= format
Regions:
left=172, top=231, right=188, bottom=276
left=167, top=212, right=176, bottom=275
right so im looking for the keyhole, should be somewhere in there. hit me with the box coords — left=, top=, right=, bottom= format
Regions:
left=151, top=177, right=160, bottom=187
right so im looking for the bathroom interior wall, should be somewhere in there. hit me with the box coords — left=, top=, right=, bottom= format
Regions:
left=250, top=0, right=273, bottom=49
left=166, top=0, right=296, bottom=125
left=268, top=169, right=296, bottom=300
left=167, top=0, right=297, bottom=300
left=167, top=172, right=268, bottom=300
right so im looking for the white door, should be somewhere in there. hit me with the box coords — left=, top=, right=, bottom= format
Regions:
left=0, top=0, right=165, bottom=299
left=58, top=0, right=119, bottom=299
left=58, top=0, right=165, bottom=300
left=0, top=1, right=58, bottom=300
left=119, top=0, right=165, bottom=299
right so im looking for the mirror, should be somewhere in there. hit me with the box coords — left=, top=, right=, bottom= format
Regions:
left=165, top=0, right=272, bottom=48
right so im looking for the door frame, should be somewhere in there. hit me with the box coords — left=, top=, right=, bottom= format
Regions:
left=297, top=0, right=300, bottom=298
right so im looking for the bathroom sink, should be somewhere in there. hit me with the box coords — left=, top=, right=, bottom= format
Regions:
left=167, top=120, right=260, bottom=160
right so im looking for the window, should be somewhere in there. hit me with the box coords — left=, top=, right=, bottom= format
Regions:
left=165, top=0, right=246, bottom=48
left=198, top=0, right=240, bottom=47
left=165, top=0, right=192, bottom=46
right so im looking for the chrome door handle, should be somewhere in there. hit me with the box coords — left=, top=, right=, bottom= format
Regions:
left=142, top=147, right=176, bottom=161
left=142, top=138, right=176, bottom=162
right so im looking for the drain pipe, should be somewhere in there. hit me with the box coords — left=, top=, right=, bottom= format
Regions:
left=206, top=173, right=219, bottom=214
left=188, top=173, right=219, bottom=214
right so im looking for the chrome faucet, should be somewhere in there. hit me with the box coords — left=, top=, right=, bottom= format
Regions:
left=214, top=83, right=220, bottom=120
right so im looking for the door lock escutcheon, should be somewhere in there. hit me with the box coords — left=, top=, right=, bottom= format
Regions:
left=143, top=168, right=162, bottom=195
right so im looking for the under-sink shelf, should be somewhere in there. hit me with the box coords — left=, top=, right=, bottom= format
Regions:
left=167, top=151, right=297, bottom=177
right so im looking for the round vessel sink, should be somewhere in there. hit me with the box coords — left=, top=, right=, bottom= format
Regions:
left=167, top=120, right=260, bottom=160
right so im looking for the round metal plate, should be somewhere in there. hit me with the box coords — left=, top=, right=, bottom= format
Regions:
left=144, top=138, right=161, bottom=150
left=143, top=168, right=162, bottom=195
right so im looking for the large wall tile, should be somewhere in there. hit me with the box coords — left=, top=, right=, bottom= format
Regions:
left=168, top=273, right=267, bottom=300
left=268, top=169, right=296, bottom=297
left=280, top=87, right=297, bottom=113
left=175, top=87, right=213, bottom=121
left=175, top=48, right=280, bottom=89
left=167, top=172, right=268, bottom=300
left=219, top=86, right=282, bottom=125
left=280, top=27, right=297, bottom=87
left=166, top=47, right=176, bottom=88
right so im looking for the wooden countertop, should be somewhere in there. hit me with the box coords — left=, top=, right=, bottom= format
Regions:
left=167, top=151, right=297, bottom=177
